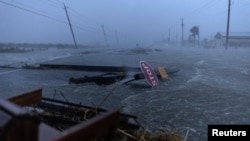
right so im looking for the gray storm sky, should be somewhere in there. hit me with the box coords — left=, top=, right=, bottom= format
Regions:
left=0, top=0, right=249, bottom=46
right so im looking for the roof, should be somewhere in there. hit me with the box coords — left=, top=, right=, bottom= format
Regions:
left=215, top=32, right=250, bottom=38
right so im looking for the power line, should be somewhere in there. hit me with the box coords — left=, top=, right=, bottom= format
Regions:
left=12, top=0, right=65, bottom=20
left=0, top=0, right=126, bottom=45
left=60, top=5, right=117, bottom=38
left=184, top=0, right=216, bottom=18
left=0, top=0, right=67, bottom=24
left=37, top=0, right=63, bottom=9
left=67, top=11, right=102, bottom=31
left=0, top=1, right=103, bottom=34
left=66, top=6, right=118, bottom=37
left=67, top=7, right=101, bottom=27
left=169, top=0, right=218, bottom=30
left=231, top=1, right=250, bottom=10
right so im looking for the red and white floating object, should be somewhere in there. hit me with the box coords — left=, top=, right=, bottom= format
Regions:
left=139, top=61, right=159, bottom=87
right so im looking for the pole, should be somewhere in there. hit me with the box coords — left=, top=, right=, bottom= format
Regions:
left=168, top=28, right=171, bottom=42
left=176, top=32, right=178, bottom=45
left=225, top=0, right=231, bottom=49
left=101, top=25, right=109, bottom=47
left=115, top=30, right=120, bottom=47
left=198, top=26, right=200, bottom=47
left=64, top=3, right=77, bottom=48
left=181, top=18, right=184, bottom=46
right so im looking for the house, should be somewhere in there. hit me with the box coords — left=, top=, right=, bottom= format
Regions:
left=214, top=32, right=250, bottom=47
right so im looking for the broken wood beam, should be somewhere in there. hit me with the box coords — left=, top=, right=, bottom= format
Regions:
left=51, top=109, right=120, bottom=141
left=7, top=88, right=42, bottom=106
left=39, top=64, right=141, bottom=72
left=0, top=99, right=40, bottom=141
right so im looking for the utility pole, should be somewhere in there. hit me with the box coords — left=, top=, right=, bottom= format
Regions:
left=225, top=0, right=231, bottom=49
left=176, top=32, right=178, bottom=45
left=101, top=25, right=109, bottom=47
left=115, top=30, right=120, bottom=47
left=198, top=26, right=200, bottom=47
left=181, top=17, right=184, bottom=46
left=63, top=3, right=77, bottom=48
left=168, top=28, right=171, bottom=42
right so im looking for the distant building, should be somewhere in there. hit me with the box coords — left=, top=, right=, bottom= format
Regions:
left=214, top=32, right=250, bottom=47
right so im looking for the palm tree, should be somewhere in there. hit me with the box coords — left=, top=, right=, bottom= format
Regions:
left=190, top=26, right=199, bottom=47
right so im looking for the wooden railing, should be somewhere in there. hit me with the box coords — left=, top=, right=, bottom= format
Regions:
left=2, top=88, right=120, bottom=141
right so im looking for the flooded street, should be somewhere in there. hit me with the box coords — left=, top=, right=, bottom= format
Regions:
left=0, top=46, right=250, bottom=141
left=1, top=0, right=250, bottom=140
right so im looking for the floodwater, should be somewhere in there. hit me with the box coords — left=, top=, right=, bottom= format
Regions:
left=0, top=45, right=250, bottom=141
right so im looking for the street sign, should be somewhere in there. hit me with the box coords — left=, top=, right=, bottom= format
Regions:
left=140, top=61, right=159, bottom=87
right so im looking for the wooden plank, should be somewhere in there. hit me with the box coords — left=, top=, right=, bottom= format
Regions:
left=158, top=66, right=168, bottom=79
left=0, top=99, right=40, bottom=141
left=7, top=88, right=42, bottom=106
left=38, top=64, right=179, bottom=74
left=41, top=98, right=138, bottom=119
left=0, top=99, right=27, bottom=116
left=39, top=123, right=61, bottom=141
left=39, top=64, right=141, bottom=72
left=6, top=118, right=39, bottom=141
left=52, top=109, right=120, bottom=141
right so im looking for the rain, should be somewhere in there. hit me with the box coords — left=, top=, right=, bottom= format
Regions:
left=0, top=0, right=250, bottom=141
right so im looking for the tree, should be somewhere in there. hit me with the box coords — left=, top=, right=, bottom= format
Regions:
left=190, top=26, right=199, bottom=36
left=189, top=26, right=200, bottom=47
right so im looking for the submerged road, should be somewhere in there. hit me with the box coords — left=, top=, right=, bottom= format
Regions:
left=1, top=46, right=250, bottom=141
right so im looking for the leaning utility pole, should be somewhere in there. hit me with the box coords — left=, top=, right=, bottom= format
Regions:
left=101, top=25, right=109, bottom=47
left=115, top=30, right=120, bottom=47
left=181, top=18, right=184, bottom=46
left=225, top=0, right=231, bottom=49
left=198, top=26, right=200, bottom=47
left=176, top=32, right=178, bottom=45
left=168, top=28, right=171, bottom=42
left=64, top=3, right=77, bottom=48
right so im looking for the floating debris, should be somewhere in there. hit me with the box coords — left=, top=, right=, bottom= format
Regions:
left=5, top=88, right=184, bottom=141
